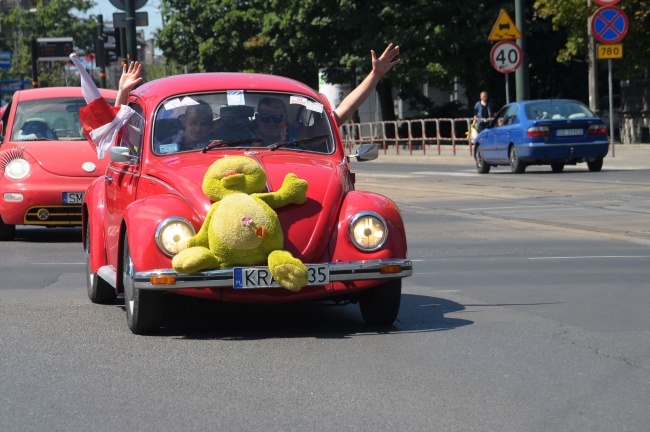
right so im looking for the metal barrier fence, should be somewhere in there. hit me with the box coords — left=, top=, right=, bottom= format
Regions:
left=341, top=118, right=475, bottom=155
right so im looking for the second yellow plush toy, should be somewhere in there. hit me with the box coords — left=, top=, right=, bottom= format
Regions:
left=171, top=156, right=309, bottom=292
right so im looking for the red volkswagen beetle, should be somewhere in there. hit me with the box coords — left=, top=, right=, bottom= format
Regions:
left=0, top=87, right=117, bottom=240
left=82, top=73, right=412, bottom=334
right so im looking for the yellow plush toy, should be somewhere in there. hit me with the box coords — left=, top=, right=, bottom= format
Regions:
left=172, top=156, right=309, bottom=292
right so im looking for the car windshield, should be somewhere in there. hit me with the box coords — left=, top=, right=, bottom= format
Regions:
left=152, top=92, right=334, bottom=155
left=11, top=97, right=115, bottom=142
left=525, top=100, right=595, bottom=120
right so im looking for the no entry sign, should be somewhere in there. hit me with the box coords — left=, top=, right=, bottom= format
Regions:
left=594, top=0, right=621, bottom=5
left=591, top=6, right=629, bottom=44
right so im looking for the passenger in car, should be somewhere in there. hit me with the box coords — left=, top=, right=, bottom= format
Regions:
left=176, top=101, right=215, bottom=150
left=18, top=120, right=59, bottom=140
left=115, top=42, right=400, bottom=150
left=251, top=97, right=290, bottom=146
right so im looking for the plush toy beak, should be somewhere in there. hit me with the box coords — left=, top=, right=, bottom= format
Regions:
left=221, top=172, right=244, bottom=187
left=254, top=226, right=267, bottom=239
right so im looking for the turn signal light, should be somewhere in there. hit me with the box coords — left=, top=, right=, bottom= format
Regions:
left=149, top=275, right=176, bottom=285
left=380, top=264, right=402, bottom=274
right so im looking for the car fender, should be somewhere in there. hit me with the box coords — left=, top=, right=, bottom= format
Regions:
left=330, top=191, right=408, bottom=261
left=83, top=176, right=108, bottom=273
left=121, top=194, right=205, bottom=272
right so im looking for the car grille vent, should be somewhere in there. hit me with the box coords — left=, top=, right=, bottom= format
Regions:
left=24, top=206, right=82, bottom=225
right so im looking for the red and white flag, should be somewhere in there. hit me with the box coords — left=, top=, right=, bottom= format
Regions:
left=69, top=53, right=134, bottom=159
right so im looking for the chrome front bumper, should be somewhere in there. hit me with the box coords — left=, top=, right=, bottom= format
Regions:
left=131, top=259, right=413, bottom=290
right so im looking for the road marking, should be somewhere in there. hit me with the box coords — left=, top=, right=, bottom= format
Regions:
left=411, top=171, right=479, bottom=177
left=529, top=256, right=648, bottom=260
left=458, top=205, right=562, bottom=211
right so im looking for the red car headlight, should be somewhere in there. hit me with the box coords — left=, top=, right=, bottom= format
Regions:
left=349, top=212, right=388, bottom=251
left=4, top=158, right=31, bottom=180
left=155, top=217, right=196, bottom=257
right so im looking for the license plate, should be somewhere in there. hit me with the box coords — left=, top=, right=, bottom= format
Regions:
left=556, top=128, right=583, bottom=137
left=233, top=264, right=329, bottom=289
left=62, top=192, right=84, bottom=204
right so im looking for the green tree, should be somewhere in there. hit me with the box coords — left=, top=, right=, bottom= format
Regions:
left=534, top=0, right=650, bottom=79
left=0, top=0, right=97, bottom=87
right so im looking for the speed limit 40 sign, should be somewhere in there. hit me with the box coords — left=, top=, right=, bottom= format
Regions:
left=490, top=40, right=523, bottom=74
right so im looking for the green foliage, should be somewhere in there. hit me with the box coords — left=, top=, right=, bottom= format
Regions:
left=535, top=0, right=650, bottom=79
left=0, top=0, right=97, bottom=86
left=6, top=0, right=644, bottom=117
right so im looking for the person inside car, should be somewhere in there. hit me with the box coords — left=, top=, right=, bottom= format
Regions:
left=251, top=97, right=290, bottom=146
left=115, top=43, right=400, bottom=150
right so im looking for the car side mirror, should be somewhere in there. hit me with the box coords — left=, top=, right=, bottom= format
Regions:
left=110, top=146, right=134, bottom=163
left=349, top=144, right=378, bottom=162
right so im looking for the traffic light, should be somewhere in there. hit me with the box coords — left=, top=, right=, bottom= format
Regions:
left=95, top=23, right=121, bottom=68
left=102, top=27, right=122, bottom=66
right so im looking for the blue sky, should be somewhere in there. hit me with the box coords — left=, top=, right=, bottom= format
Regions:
left=87, top=0, right=163, bottom=41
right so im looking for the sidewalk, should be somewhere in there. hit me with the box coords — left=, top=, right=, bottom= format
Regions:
left=368, top=143, right=650, bottom=168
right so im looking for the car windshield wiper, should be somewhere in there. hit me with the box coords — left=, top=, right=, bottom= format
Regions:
left=201, top=138, right=258, bottom=153
left=268, top=135, right=329, bottom=150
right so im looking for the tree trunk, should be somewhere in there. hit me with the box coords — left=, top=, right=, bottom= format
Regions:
left=377, top=80, right=396, bottom=122
left=377, top=80, right=396, bottom=139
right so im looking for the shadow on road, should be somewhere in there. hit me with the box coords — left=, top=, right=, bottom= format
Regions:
left=109, top=292, right=473, bottom=340
left=13, top=226, right=81, bottom=243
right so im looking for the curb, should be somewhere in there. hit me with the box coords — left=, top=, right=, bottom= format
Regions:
left=364, top=144, right=650, bottom=167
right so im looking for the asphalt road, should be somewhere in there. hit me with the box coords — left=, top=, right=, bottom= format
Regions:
left=1, top=146, right=649, bottom=431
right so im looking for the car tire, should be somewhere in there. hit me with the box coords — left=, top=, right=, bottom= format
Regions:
left=475, top=146, right=490, bottom=174
left=85, top=222, right=117, bottom=304
left=587, top=156, right=603, bottom=172
left=359, top=279, right=401, bottom=326
left=123, top=234, right=163, bottom=334
left=551, top=163, right=564, bottom=173
left=509, top=146, right=526, bottom=174
left=0, top=216, right=16, bottom=241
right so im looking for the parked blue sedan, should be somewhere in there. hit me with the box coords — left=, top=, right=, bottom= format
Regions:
left=473, top=99, right=609, bottom=174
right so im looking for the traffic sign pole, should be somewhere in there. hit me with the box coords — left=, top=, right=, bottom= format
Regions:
left=590, top=5, right=628, bottom=154
left=605, top=57, right=617, bottom=154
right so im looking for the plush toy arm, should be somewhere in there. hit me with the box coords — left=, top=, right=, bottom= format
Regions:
left=255, top=173, right=307, bottom=209
left=186, top=204, right=217, bottom=249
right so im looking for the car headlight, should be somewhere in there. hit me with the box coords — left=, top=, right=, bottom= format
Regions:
left=155, top=217, right=196, bottom=257
left=4, top=158, right=31, bottom=180
left=349, top=212, right=388, bottom=251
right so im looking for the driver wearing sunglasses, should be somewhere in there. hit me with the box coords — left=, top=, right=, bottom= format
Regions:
left=253, top=97, right=289, bottom=146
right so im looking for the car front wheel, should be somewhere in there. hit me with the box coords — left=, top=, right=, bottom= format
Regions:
left=509, top=146, right=526, bottom=174
left=0, top=216, right=16, bottom=241
left=86, top=222, right=116, bottom=304
left=475, top=146, right=490, bottom=174
left=359, top=279, right=401, bottom=326
left=123, top=234, right=163, bottom=334
left=587, top=156, right=604, bottom=172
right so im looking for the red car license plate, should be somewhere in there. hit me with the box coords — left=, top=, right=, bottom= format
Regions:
left=62, top=192, right=84, bottom=204
left=233, top=264, right=329, bottom=289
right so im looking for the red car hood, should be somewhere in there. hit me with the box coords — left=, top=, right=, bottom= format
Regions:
left=19, top=141, right=108, bottom=177
left=147, top=153, right=350, bottom=262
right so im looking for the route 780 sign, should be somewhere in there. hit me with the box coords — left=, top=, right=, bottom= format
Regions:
left=490, top=40, right=523, bottom=74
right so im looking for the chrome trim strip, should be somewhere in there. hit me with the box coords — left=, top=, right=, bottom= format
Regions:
left=131, top=259, right=413, bottom=290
